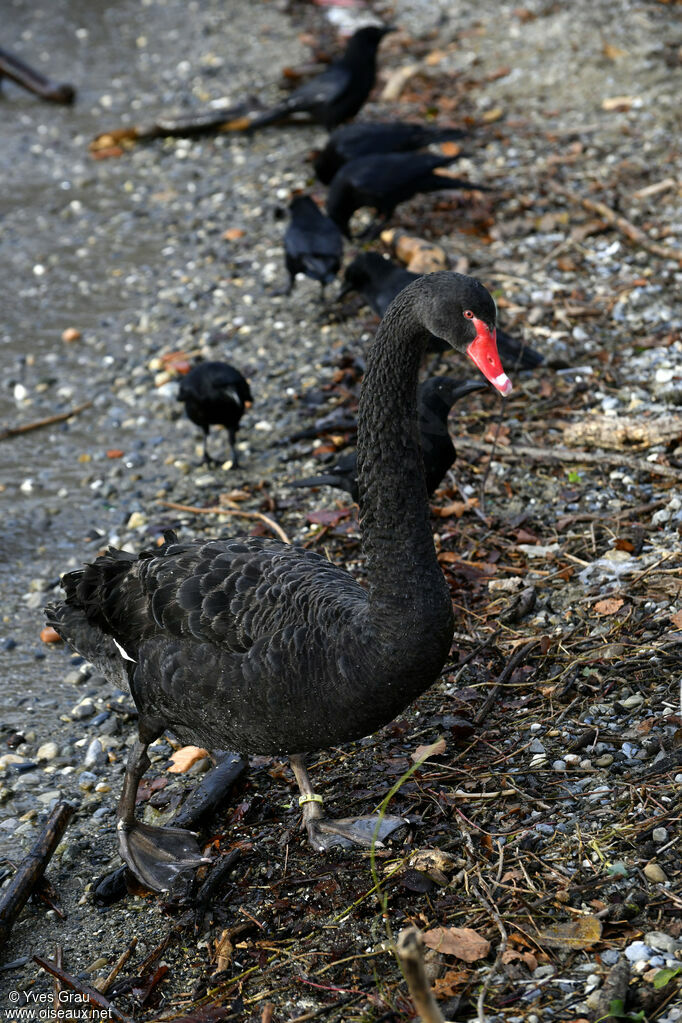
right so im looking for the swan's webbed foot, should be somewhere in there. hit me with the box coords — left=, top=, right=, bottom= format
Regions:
left=117, top=819, right=212, bottom=893
left=304, top=812, right=409, bottom=853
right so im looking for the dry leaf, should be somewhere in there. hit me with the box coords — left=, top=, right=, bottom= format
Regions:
left=502, top=948, right=538, bottom=970
left=671, top=609, right=682, bottom=628
left=440, top=141, right=462, bottom=158
left=167, top=745, right=210, bottom=773
left=214, top=929, right=233, bottom=973
left=602, top=41, right=627, bottom=60
left=222, top=228, right=245, bottom=241
left=106, top=449, right=124, bottom=459
left=594, top=597, right=624, bottom=616
left=537, top=915, right=602, bottom=949
left=423, top=926, right=491, bottom=962
left=411, top=737, right=447, bottom=763
left=432, top=969, right=469, bottom=998
left=433, top=500, right=476, bottom=518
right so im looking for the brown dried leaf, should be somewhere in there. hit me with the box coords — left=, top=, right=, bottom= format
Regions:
left=602, top=41, right=627, bottom=60
left=222, top=228, right=245, bottom=241
left=432, top=968, right=469, bottom=998
left=168, top=746, right=210, bottom=773
left=411, top=737, right=447, bottom=763
left=423, top=926, right=491, bottom=962
left=502, top=948, right=538, bottom=970
left=537, top=915, right=602, bottom=949
left=671, top=609, right=682, bottom=628
left=594, top=597, right=624, bottom=616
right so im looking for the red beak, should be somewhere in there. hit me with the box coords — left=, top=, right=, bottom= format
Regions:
left=466, top=318, right=512, bottom=396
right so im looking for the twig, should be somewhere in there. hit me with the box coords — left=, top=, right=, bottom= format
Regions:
left=34, top=955, right=132, bottom=1023
left=456, top=438, right=682, bottom=481
left=475, top=640, right=538, bottom=726
left=98, top=936, right=138, bottom=995
left=471, top=883, right=508, bottom=1023
left=0, top=801, right=74, bottom=946
left=158, top=499, right=291, bottom=543
left=548, top=181, right=682, bottom=264
left=395, top=928, right=445, bottom=1023
left=0, top=401, right=92, bottom=441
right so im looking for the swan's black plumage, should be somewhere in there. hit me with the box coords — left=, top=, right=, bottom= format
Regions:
left=340, top=253, right=544, bottom=370
left=47, top=272, right=512, bottom=890
left=290, top=376, right=486, bottom=501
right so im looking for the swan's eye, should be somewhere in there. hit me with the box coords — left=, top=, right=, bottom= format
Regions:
left=463, top=309, right=474, bottom=319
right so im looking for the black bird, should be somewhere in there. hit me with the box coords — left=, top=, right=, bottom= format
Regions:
left=327, top=151, right=489, bottom=239
left=246, top=25, right=393, bottom=132
left=314, top=120, right=467, bottom=184
left=282, top=195, right=343, bottom=298
left=177, top=361, right=252, bottom=467
left=290, top=376, right=485, bottom=501
left=339, top=253, right=544, bottom=370
left=47, top=273, right=512, bottom=892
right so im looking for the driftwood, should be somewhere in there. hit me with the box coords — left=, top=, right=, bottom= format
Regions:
left=89, top=102, right=251, bottom=153
left=0, top=801, right=74, bottom=949
left=34, top=955, right=132, bottom=1023
left=171, top=751, right=247, bottom=829
left=0, top=47, right=75, bottom=103
left=0, top=400, right=92, bottom=442
left=562, top=414, right=682, bottom=450
left=457, top=438, right=682, bottom=481
left=159, top=499, right=291, bottom=544
left=395, top=928, right=445, bottom=1023
left=548, top=182, right=682, bottom=265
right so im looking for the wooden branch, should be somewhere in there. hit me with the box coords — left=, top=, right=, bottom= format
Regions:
left=457, top=438, right=682, bottom=481
left=0, top=47, right=75, bottom=103
left=34, top=956, right=132, bottom=1023
left=0, top=401, right=92, bottom=441
left=158, top=499, right=291, bottom=544
left=475, top=639, right=538, bottom=726
left=548, top=182, right=682, bottom=264
left=395, top=928, right=445, bottom=1023
left=97, top=936, right=137, bottom=995
left=0, top=801, right=74, bottom=947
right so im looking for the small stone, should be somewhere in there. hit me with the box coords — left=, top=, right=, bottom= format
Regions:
left=530, top=753, right=547, bottom=768
left=126, top=511, right=147, bottom=529
left=37, top=742, right=59, bottom=761
left=94, top=782, right=110, bottom=793
left=594, top=754, right=613, bottom=767
left=643, top=862, right=668, bottom=883
left=62, top=327, right=82, bottom=343
left=83, top=738, right=104, bottom=768
left=652, top=827, right=668, bottom=845
left=0, top=753, right=27, bottom=769
left=625, top=940, right=653, bottom=963
left=78, top=771, right=98, bottom=791
left=533, top=964, right=555, bottom=979
left=620, top=694, right=644, bottom=708
left=564, top=753, right=581, bottom=766
left=36, top=789, right=62, bottom=805
left=645, top=931, right=678, bottom=954
left=71, top=699, right=95, bottom=720
left=553, top=760, right=567, bottom=772
left=86, top=956, right=108, bottom=973
left=529, top=739, right=546, bottom=754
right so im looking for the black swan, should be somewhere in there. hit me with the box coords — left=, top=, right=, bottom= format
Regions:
left=314, top=121, right=467, bottom=185
left=245, top=26, right=393, bottom=132
left=290, top=375, right=486, bottom=501
left=177, top=361, right=252, bottom=467
left=47, top=272, right=512, bottom=892
left=326, top=152, right=489, bottom=239
left=339, top=253, right=543, bottom=370
left=282, top=196, right=343, bottom=299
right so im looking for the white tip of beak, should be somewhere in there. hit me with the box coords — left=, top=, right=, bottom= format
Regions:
left=493, top=373, right=513, bottom=396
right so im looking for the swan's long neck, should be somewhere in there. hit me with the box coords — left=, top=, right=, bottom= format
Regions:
left=356, top=295, right=454, bottom=646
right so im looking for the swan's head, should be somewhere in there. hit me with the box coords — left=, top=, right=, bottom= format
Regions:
left=416, top=272, right=512, bottom=396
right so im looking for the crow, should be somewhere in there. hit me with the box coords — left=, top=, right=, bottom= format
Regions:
left=338, top=253, right=544, bottom=370
left=290, top=376, right=486, bottom=501
left=177, top=361, right=252, bottom=467
left=326, top=151, right=489, bottom=239
left=282, top=195, right=344, bottom=298
left=244, top=25, right=393, bottom=132
left=314, top=120, right=467, bottom=184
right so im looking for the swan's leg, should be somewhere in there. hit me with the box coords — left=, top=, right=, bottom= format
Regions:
left=117, top=734, right=211, bottom=893
left=290, top=754, right=408, bottom=853
left=201, top=428, right=220, bottom=467
left=227, top=427, right=239, bottom=468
